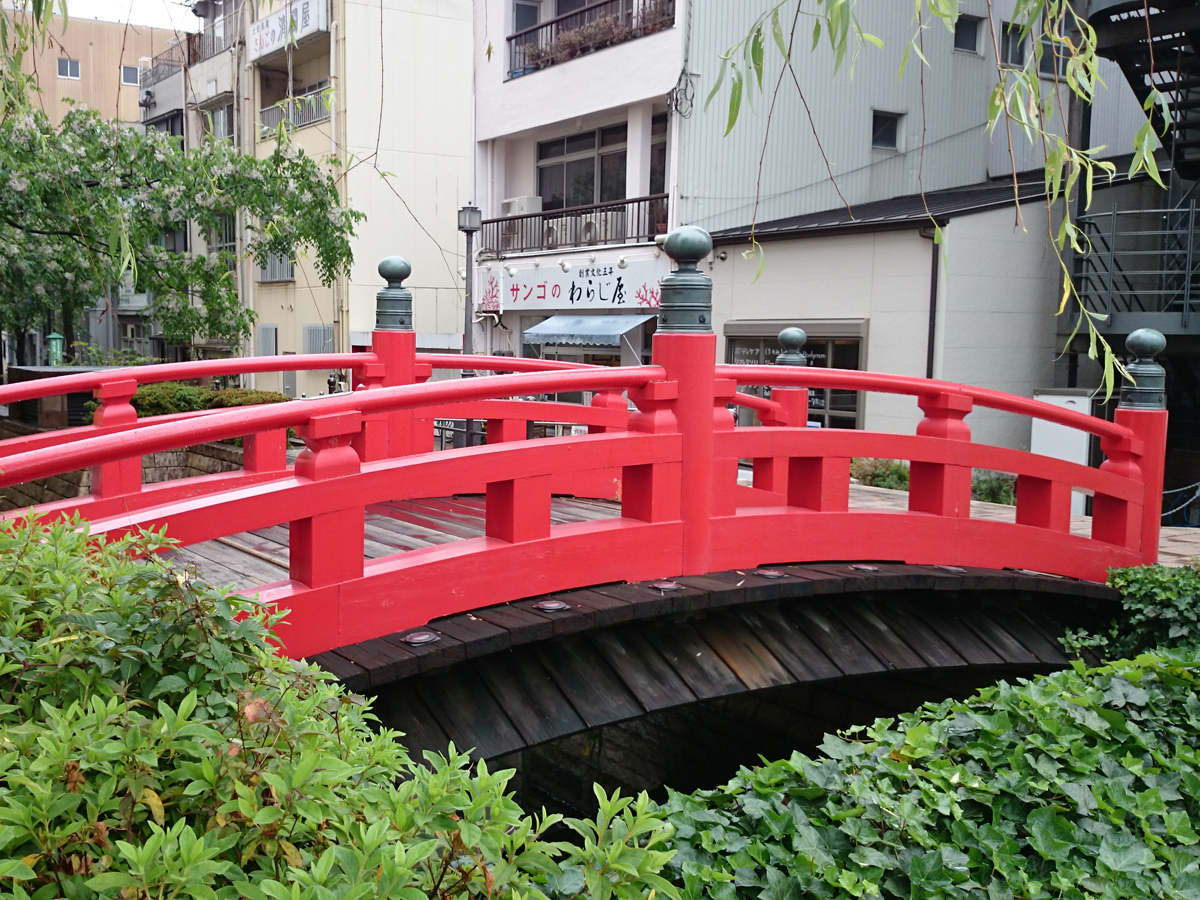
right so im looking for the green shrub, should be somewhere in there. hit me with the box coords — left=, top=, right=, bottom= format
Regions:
left=971, top=469, right=1016, bottom=505
left=665, top=651, right=1200, bottom=900
left=205, top=389, right=292, bottom=411
left=0, top=518, right=677, bottom=900
left=1065, top=564, right=1200, bottom=661
left=850, top=459, right=910, bottom=491
left=84, top=384, right=291, bottom=425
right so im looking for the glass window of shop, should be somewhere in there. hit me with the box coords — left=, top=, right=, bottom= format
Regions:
left=726, top=336, right=861, bottom=428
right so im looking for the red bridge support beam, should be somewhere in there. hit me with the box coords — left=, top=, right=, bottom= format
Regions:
left=290, top=412, right=365, bottom=588
left=910, top=393, right=973, bottom=517
left=90, top=379, right=142, bottom=499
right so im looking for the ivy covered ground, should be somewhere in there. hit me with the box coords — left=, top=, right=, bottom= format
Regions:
left=1, top=519, right=1199, bottom=900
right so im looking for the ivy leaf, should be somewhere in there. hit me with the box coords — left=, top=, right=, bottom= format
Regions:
left=1026, top=808, right=1075, bottom=862
left=1098, top=839, right=1157, bottom=873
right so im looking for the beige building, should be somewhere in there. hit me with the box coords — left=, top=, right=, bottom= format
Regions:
left=17, top=13, right=179, bottom=126
left=137, top=0, right=472, bottom=395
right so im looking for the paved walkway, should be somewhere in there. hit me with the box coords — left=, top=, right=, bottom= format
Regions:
left=848, top=483, right=1200, bottom=567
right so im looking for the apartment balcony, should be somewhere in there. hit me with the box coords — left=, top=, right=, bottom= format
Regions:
left=508, top=0, right=674, bottom=79
left=479, top=193, right=668, bottom=257
left=141, top=44, right=185, bottom=89
left=189, top=8, right=242, bottom=64
left=259, top=88, right=330, bottom=137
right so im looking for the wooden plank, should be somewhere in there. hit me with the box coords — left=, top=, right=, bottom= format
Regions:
left=371, top=685, right=452, bottom=759
left=311, top=651, right=369, bottom=693
left=363, top=514, right=449, bottom=548
left=557, top=588, right=637, bottom=628
left=170, top=548, right=256, bottom=592
left=335, top=638, right=419, bottom=686
left=535, top=635, right=643, bottom=728
left=692, top=614, right=793, bottom=690
left=428, top=613, right=512, bottom=657
left=369, top=503, right=482, bottom=540
left=776, top=565, right=855, bottom=594
left=473, top=605, right=557, bottom=645
left=510, top=596, right=596, bottom=637
left=379, top=627, right=468, bottom=672
left=674, top=573, right=747, bottom=609
left=802, top=563, right=914, bottom=594
left=961, top=611, right=1041, bottom=665
left=417, top=667, right=525, bottom=759
left=735, top=605, right=842, bottom=682
left=785, top=602, right=888, bottom=676
left=828, top=603, right=927, bottom=671
left=186, top=540, right=289, bottom=585
left=649, top=621, right=747, bottom=700
left=591, top=627, right=698, bottom=711
left=869, top=600, right=968, bottom=668
left=909, top=600, right=1005, bottom=666
left=248, top=524, right=291, bottom=547
left=999, top=609, right=1070, bottom=665
left=589, top=582, right=685, bottom=619
left=474, top=652, right=586, bottom=746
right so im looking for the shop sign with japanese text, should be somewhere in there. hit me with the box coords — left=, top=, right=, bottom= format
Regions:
left=249, top=0, right=328, bottom=61
left=476, top=257, right=669, bottom=312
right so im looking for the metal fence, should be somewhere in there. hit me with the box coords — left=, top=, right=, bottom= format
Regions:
left=141, top=44, right=185, bottom=88
left=191, top=8, right=242, bottom=63
left=479, top=193, right=669, bottom=256
left=508, top=0, right=674, bottom=78
left=259, top=90, right=330, bottom=137
left=1075, top=204, right=1199, bottom=327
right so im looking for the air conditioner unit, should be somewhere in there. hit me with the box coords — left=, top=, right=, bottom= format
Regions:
left=501, top=196, right=542, bottom=217
left=544, top=220, right=569, bottom=250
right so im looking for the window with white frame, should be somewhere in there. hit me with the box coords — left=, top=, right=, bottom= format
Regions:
left=259, top=252, right=294, bottom=282
left=537, top=124, right=628, bottom=211
left=953, top=15, right=981, bottom=53
left=1001, top=21, right=1025, bottom=67
left=1038, top=35, right=1067, bottom=77
left=303, top=324, right=334, bottom=355
left=57, top=58, right=80, bottom=79
left=204, top=103, right=234, bottom=142
left=121, top=65, right=140, bottom=85
left=514, top=0, right=539, bottom=31
left=210, top=214, right=237, bottom=271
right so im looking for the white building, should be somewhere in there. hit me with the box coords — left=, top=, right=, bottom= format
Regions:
left=469, top=0, right=1149, bottom=448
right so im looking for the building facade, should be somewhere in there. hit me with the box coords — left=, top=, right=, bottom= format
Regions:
left=139, top=0, right=472, bottom=396
left=469, top=0, right=1148, bottom=448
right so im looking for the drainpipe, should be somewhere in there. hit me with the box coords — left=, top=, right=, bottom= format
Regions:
left=919, top=224, right=941, bottom=380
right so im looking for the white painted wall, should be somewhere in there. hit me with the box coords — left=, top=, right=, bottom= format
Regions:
left=939, top=204, right=1061, bottom=449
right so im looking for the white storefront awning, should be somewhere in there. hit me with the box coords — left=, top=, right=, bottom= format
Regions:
left=522, top=314, right=656, bottom=347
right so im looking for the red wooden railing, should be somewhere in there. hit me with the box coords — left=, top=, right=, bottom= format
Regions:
left=0, top=277, right=1167, bottom=660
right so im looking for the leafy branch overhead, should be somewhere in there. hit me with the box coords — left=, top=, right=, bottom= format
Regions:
left=706, top=0, right=1169, bottom=398
left=0, top=107, right=362, bottom=351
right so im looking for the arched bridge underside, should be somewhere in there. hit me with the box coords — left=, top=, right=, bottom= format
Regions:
left=313, top=563, right=1115, bottom=785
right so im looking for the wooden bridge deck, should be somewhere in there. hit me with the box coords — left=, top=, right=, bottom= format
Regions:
left=169, top=484, right=1200, bottom=594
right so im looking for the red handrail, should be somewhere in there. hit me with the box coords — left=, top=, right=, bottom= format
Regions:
left=0, top=367, right=665, bottom=488
left=718, top=365, right=1132, bottom=443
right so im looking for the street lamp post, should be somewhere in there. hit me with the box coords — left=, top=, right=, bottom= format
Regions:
left=457, top=205, right=482, bottom=447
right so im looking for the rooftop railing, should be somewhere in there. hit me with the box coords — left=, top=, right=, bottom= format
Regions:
left=507, top=0, right=674, bottom=78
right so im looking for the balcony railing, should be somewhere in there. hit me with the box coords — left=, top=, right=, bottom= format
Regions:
left=478, top=193, right=668, bottom=256
left=259, top=89, right=330, bottom=137
left=508, top=0, right=674, bottom=78
left=141, top=44, right=185, bottom=88
left=190, top=8, right=242, bottom=64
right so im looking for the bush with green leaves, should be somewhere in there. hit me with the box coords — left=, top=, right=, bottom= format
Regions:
left=0, top=518, right=678, bottom=900
left=664, top=652, right=1200, bottom=900
left=1065, top=564, right=1200, bottom=661
left=849, top=459, right=909, bottom=492
left=970, top=470, right=1016, bottom=506
left=83, top=384, right=291, bottom=424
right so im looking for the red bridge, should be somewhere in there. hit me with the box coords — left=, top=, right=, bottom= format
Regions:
left=0, top=229, right=1167, bottom=748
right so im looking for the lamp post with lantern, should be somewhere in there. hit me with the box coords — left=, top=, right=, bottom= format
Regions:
left=457, top=204, right=482, bottom=362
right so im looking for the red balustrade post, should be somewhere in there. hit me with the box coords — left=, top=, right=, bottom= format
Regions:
left=1095, top=330, right=1168, bottom=561
left=651, top=227, right=717, bottom=574
left=486, top=475, right=550, bottom=542
left=90, top=379, right=142, bottom=498
left=351, top=361, right=390, bottom=462
left=624, top=380, right=681, bottom=522
left=243, top=430, right=288, bottom=474
left=712, top=377, right=739, bottom=516
left=367, top=257, right=418, bottom=460
left=909, top=392, right=973, bottom=517
left=485, top=418, right=527, bottom=443
left=755, top=328, right=810, bottom=497
left=589, top=389, right=629, bottom=434
left=290, top=411, right=364, bottom=588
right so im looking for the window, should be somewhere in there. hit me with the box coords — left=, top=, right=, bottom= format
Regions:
left=160, top=228, right=187, bottom=253
left=57, top=58, right=80, bottom=79
left=258, top=324, right=278, bottom=357
left=121, top=65, right=140, bottom=85
left=259, top=252, right=294, bottom=282
left=204, top=103, right=234, bottom=142
left=725, top=336, right=862, bottom=429
left=210, top=214, right=237, bottom=271
left=556, top=0, right=586, bottom=13
left=1001, top=21, right=1025, bottom=67
left=953, top=15, right=980, bottom=53
left=514, top=0, right=539, bottom=31
left=871, top=111, right=900, bottom=150
left=1038, top=36, right=1067, bottom=77
left=537, top=124, right=628, bottom=210
left=649, top=112, right=668, bottom=194
left=303, top=324, right=334, bottom=355
left=152, top=112, right=184, bottom=149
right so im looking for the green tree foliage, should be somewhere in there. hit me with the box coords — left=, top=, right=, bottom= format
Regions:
left=0, top=519, right=678, bottom=900
left=664, top=651, right=1200, bottom=900
left=0, top=106, right=362, bottom=356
